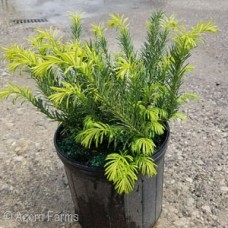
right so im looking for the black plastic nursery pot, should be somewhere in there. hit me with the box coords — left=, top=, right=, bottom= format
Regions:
left=54, top=123, right=170, bottom=228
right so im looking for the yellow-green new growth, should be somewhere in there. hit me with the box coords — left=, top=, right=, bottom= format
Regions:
left=68, top=12, right=82, bottom=40
left=0, top=11, right=217, bottom=194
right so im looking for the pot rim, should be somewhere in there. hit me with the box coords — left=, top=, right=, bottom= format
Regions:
left=54, top=122, right=170, bottom=173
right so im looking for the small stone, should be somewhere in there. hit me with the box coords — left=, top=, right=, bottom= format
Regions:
left=5, top=122, right=15, bottom=128
left=2, top=71, right=8, bottom=76
left=6, top=139, right=14, bottom=145
left=202, top=205, right=211, bottom=214
left=197, top=160, right=204, bottom=165
left=217, top=166, right=223, bottom=171
left=62, top=175, right=68, bottom=186
left=56, top=161, right=64, bottom=169
left=210, top=141, right=216, bottom=146
left=13, top=156, right=24, bottom=162
left=14, top=142, right=28, bottom=155
left=16, top=108, right=25, bottom=115
left=35, top=143, right=41, bottom=148
left=211, top=214, right=218, bottom=220
left=173, top=218, right=190, bottom=227
left=0, top=184, right=9, bottom=191
left=167, top=205, right=178, bottom=214
left=220, top=186, right=228, bottom=193
left=187, top=197, right=195, bottom=207
left=186, top=177, right=193, bottom=183
left=191, top=209, right=200, bottom=217
left=220, top=179, right=226, bottom=185
left=15, top=147, right=22, bottom=153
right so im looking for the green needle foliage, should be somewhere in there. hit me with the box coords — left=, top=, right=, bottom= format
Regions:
left=0, top=11, right=217, bottom=194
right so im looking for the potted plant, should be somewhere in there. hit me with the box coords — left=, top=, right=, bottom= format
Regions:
left=0, top=11, right=216, bottom=228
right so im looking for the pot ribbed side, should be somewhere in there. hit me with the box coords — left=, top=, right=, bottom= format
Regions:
left=54, top=123, right=170, bottom=228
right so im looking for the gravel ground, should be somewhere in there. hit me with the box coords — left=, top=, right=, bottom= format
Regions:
left=0, top=0, right=228, bottom=227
